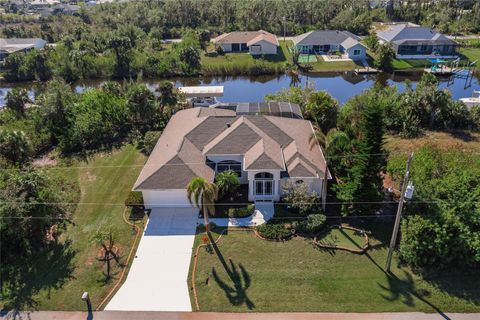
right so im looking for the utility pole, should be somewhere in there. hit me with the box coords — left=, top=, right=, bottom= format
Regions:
left=385, top=152, right=414, bottom=272
left=322, top=160, right=328, bottom=212
left=283, top=16, right=286, bottom=42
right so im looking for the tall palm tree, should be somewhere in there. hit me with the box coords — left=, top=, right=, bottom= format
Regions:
left=187, top=177, right=218, bottom=232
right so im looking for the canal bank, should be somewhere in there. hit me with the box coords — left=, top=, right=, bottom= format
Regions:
left=1, top=71, right=479, bottom=107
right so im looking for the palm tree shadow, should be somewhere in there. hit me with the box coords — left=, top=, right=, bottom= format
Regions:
left=364, top=253, right=451, bottom=320
left=208, top=233, right=255, bottom=310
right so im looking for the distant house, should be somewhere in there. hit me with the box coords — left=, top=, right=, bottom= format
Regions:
left=212, top=30, right=279, bottom=55
left=133, top=103, right=328, bottom=208
left=376, top=23, right=458, bottom=59
left=0, top=38, right=47, bottom=60
left=292, top=30, right=367, bottom=60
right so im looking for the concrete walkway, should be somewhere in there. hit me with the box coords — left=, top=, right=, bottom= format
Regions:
left=105, top=207, right=198, bottom=311
left=200, top=202, right=274, bottom=227
left=3, top=311, right=479, bottom=320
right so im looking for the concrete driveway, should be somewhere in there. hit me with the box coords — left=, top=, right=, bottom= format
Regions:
left=105, top=207, right=198, bottom=311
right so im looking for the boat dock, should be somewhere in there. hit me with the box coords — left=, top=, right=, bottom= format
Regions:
left=424, top=65, right=455, bottom=75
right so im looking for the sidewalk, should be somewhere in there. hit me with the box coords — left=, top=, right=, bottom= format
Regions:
left=2, top=311, right=479, bottom=320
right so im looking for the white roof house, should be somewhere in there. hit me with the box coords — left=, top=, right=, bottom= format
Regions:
left=134, top=106, right=328, bottom=208
left=212, top=30, right=279, bottom=55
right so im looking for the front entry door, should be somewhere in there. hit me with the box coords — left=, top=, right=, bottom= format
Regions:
left=255, top=180, right=273, bottom=197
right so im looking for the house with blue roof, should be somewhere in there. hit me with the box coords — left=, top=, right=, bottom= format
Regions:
left=292, top=30, right=367, bottom=61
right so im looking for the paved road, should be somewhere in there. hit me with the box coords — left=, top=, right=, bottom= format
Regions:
left=2, top=311, right=479, bottom=320
left=105, top=207, right=198, bottom=311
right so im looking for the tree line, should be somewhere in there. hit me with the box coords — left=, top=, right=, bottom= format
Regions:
left=1, top=0, right=480, bottom=82
left=266, top=74, right=480, bottom=270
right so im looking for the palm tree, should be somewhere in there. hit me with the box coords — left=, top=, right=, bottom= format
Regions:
left=91, top=229, right=121, bottom=282
left=187, top=177, right=218, bottom=232
left=309, top=125, right=349, bottom=152
left=215, top=170, right=240, bottom=199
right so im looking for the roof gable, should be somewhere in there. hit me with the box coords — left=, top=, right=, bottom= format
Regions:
left=213, top=30, right=278, bottom=46
left=204, top=121, right=261, bottom=155
left=134, top=107, right=328, bottom=190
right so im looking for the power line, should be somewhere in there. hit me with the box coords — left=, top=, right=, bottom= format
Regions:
left=1, top=150, right=479, bottom=172
left=0, top=152, right=402, bottom=172
left=0, top=200, right=447, bottom=206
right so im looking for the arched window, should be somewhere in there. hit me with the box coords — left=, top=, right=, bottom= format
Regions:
left=254, top=172, right=273, bottom=179
left=217, top=160, right=242, bottom=176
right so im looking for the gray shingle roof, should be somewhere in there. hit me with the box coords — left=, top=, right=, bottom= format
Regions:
left=292, top=30, right=361, bottom=46
left=377, top=25, right=457, bottom=45
left=134, top=107, right=327, bottom=190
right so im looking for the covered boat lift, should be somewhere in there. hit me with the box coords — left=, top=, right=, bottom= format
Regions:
left=177, top=86, right=224, bottom=107
left=177, top=86, right=224, bottom=98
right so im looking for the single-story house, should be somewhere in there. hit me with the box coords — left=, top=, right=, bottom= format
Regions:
left=0, top=38, right=47, bottom=60
left=376, top=23, right=458, bottom=59
left=133, top=103, right=328, bottom=208
left=292, top=30, right=367, bottom=60
left=212, top=30, right=278, bottom=55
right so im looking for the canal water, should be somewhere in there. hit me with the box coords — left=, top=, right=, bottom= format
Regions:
left=1, top=71, right=479, bottom=107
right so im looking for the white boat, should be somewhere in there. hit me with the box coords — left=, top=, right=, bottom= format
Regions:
left=460, top=90, right=480, bottom=108
left=178, top=86, right=224, bottom=107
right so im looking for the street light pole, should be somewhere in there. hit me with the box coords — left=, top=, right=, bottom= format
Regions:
left=283, top=16, right=286, bottom=42
left=385, top=152, right=414, bottom=272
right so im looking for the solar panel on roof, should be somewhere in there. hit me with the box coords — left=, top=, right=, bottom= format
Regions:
left=259, top=102, right=269, bottom=114
left=249, top=103, right=260, bottom=114
left=269, top=102, right=281, bottom=116
left=236, top=103, right=250, bottom=114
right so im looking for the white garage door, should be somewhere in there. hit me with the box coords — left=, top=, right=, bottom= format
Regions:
left=142, top=189, right=192, bottom=208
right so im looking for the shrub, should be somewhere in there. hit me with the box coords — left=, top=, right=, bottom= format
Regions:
left=141, top=131, right=162, bottom=155
left=282, top=182, right=320, bottom=216
left=216, top=45, right=224, bottom=55
left=125, top=191, right=144, bottom=207
left=296, top=213, right=327, bottom=234
left=256, top=222, right=293, bottom=240
left=227, top=204, right=254, bottom=218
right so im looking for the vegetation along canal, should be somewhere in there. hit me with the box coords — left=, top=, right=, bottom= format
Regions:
left=1, top=71, right=479, bottom=107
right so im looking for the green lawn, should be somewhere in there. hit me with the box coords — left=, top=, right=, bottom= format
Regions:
left=201, top=40, right=290, bottom=76
left=1, top=144, right=146, bottom=310
left=202, top=40, right=364, bottom=74
left=190, top=221, right=480, bottom=312
left=459, top=47, right=480, bottom=63
left=310, top=55, right=359, bottom=72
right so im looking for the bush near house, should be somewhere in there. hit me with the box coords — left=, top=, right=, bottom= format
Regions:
left=295, top=213, right=327, bottom=234
left=256, top=221, right=293, bottom=241
left=139, top=130, right=162, bottom=155
left=124, top=191, right=144, bottom=207
left=282, top=182, right=320, bottom=216
left=227, top=204, right=254, bottom=218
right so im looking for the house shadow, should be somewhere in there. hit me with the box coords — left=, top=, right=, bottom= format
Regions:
left=1, top=240, right=77, bottom=312
left=208, top=233, right=255, bottom=310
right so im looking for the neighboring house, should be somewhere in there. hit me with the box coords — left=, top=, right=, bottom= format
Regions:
left=376, top=23, right=458, bottom=59
left=292, top=30, right=367, bottom=60
left=133, top=103, right=328, bottom=208
left=212, top=30, right=279, bottom=55
left=0, top=38, right=47, bottom=60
